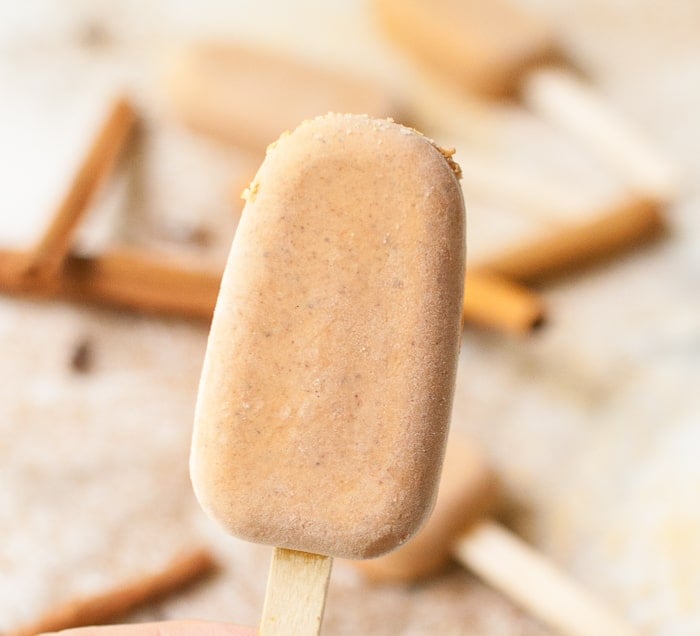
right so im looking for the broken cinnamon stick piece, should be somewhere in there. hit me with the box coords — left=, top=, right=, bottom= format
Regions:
left=0, top=247, right=542, bottom=334
left=0, top=247, right=219, bottom=320
left=464, top=271, right=545, bottom=334
left=477, top=196, right=665, bottom=284
left=61, top=247, right=221, bottom=320
left=18, top=97, right=137, bottom=281
left=7, top=547, right=217, bottom=636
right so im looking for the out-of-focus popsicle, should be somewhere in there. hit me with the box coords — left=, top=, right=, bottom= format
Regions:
left=374, top=0, right=677, bottom=200
left=190, top=113, right=465, bottom=633
left=354, top=435, right=637, bottom=636
left=165, top=43, right=395, bottom=157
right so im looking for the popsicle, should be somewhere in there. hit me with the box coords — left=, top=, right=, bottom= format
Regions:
left=190, top=113, right=465, bottom=633
left=165, top=43, right=395, bottom=156
left=373, top=0, right=677, bottom=200
left=354, top=435, right=637, bottom=636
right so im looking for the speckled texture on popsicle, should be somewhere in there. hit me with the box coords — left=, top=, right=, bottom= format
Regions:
left=191, top=113, right=465, bottom=560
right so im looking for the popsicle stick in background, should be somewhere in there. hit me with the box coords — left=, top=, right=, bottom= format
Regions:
left=455, top=522, right=637, bottom=636
left=260, top=549, right=333, bottom=636
left=477, top=196, right=664, bottom=283
left=353, top=436, right=637, bottom=636
left=18, top=97, right=137, bottom=280
left=522, top=68, right=678, bottom=202
left=373, top=0, right=678, bottom=202
left=7, top=547, right=217, bottom=636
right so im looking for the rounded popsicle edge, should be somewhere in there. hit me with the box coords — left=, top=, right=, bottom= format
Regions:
left=191, top=113, right=466, bottom=560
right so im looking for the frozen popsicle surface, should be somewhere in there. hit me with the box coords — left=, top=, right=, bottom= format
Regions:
left=190, top=113, right=465, bottom=560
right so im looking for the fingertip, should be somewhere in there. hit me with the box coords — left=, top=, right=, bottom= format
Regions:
left=37, top=621, right=257, bottom=636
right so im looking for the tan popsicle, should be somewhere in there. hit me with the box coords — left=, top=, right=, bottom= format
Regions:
left=354, top=435, right=637, bottom=636
left=190, top=114, right=465, bottom=634
left=374, top=0, right=677, bottom=201
left=164, top=42, right=395, bottom=157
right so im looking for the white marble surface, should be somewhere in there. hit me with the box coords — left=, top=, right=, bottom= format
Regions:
left=0, top=1, right=698, bottom=634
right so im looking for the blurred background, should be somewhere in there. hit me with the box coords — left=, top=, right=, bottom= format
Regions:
left=0, top=1, right=698, bottom=634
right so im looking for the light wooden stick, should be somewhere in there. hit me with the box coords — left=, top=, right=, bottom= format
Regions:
left=19, top=97, right=137, bottom=280
left=463, top=271, right=545, bottom=333
left=0, top=247, right=543, bottom=334
left=454, top=521, right=637, bottom=636
left=522, top=68, right=678, bottom=202
left=8, top=547, right=217, bottom=636
left=477, top=196, right=664, bottom=284
left=260, top=548, right=333, bottom=636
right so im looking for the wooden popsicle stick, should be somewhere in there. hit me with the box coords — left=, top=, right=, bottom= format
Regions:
left=463, top=271, right=545, bottom=333
left=0, top=247, right=543, bottom=334
left=19, top=97, right=137, bottom=280
left=260, top=548, right=333, bottom=636
left=351, top=434, right=637, bottom=633
left=476, top=196, right=664, bottom=284
left=7, top=547, right=217, bottom=636
left=374, top=0, right=676, bottom=202
left=522, top=68, right=678, bottom=202
left=454, top=521, right=637, bottom=636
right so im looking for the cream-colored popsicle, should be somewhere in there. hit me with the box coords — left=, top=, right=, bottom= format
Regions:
left=374, top=0, right=556, bottom=98
left=191, top=113, right=465, bottom=562
left=165, top=43, right=395, bottom=156
left=353, top=435, right=637, bottom=636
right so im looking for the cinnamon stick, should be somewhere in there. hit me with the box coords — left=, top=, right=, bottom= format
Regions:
left=464, top=271, right=545, bottom=334
left=0, top=195, right=662, bottom=334
left=18, top=97, right=137, bottom=281
left=477, top=196, right=665, bottom=284
left=0, top=247, right=543, bottom=334
left=0, top=247, right=219, bottom=320
left=7, top=547, right=217, bottom=636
